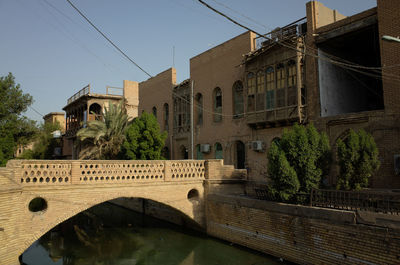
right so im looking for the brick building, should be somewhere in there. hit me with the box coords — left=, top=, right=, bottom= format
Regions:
left=63, top=80, right=139, bottom=159
left=139, top=0, right=400, bottom=189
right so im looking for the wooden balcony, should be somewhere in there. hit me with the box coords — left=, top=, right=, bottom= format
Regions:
left=246, top=105, right=307, bottom=128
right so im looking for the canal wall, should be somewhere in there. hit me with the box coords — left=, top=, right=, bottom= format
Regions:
left=206, top=194, right=400, bottom=265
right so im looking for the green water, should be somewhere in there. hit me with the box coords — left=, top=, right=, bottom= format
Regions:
left=22, top=203, right=286, bottom=265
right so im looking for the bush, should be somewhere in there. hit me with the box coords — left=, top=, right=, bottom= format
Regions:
left=120, top=112, right=167, bottom=160
left=336, top=129, right=380, bottom=190
left=267, top=124, right=331, bottom=202
left=267, top=143, right=299, bottom=201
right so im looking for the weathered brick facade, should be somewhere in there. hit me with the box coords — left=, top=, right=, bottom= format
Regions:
left=207, top=194, right=400, bottom=265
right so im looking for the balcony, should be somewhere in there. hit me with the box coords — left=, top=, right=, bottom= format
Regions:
left=67, top=84, right=90, bottom=105
left=246, top=105, right=307, bottom=128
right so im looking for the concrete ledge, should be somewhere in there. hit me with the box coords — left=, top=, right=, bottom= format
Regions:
left=208, top=194, right=356, bottom=224
left=356, top=210, right=400, bottom=229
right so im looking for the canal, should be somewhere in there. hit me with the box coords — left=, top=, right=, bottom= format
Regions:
left=22, top=202, right=287, bottom=265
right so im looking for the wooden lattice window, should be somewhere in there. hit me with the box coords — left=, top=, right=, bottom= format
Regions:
left=265, top=67, right=275, bottom=110
left=276, top=64, right=286, bottom=108
left=256, top=71, right=265, bottom=111
left=247, top=72, right=256, bottom=112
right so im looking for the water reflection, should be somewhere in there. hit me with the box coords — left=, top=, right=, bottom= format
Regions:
left=22, top=203, right=285, bottom=265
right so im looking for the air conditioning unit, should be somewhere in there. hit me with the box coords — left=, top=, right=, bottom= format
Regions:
left=251, top=141, right=264, bottom=152
left=200, top=144, right=211, bottom=153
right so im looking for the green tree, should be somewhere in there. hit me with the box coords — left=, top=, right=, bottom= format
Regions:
left=336, top=129, right=380, bottom=190
left=21, top=122, right=62, bottom=159
left=77, top=102, right=130, bottom=160
left=267, top=124, right=331, bottom=201
left=121, top=112, right=167, bottom=160
left=0, top=73, right=37, bottom=166
left=267, top=143, right=300, bottom=201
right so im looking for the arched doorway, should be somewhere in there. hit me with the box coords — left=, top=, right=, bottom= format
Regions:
left=235, top=141, right=245, bottom=169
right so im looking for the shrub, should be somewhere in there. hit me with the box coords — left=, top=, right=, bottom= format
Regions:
left=336, top=129, right=380, bottom=190
left=120, top=112, right=167, bottom=160
left=267, top=124, right=331, bottom=201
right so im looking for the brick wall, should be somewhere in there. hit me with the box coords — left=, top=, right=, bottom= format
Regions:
left=207, top=194, right=400, bottom=264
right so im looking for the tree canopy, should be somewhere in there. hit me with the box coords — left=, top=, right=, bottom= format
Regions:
left=0, top=73, right=37, bottom=166
left=21, top=122, right=62, bottom=160
left=120, top=112, right=167, bottom=160
left=267, top=124, right=331, bottom=202
left=77, top=102, right=130, bottom=160
left=336, top=129, right=380, bottom=190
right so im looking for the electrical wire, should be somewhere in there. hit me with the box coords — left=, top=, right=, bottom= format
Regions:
left=29, top=106, right=44, bottom=118
left=197, top=0, right=400, bottom=83
left=66, top=0, right=152, bottom=78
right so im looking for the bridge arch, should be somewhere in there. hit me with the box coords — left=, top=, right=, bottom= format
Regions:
left=0, top=158, right=245, bottom=264
left=18, top=182, right=205, bottom=257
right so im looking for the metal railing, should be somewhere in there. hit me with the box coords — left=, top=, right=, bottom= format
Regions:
left=67, top=84, right=90, bottom=105
left=311, top=189, right=400, bottom=215
left=254, top=17, right=307, bottom=49
left=106, top=86, right=123, bottom=96
left=248, top=182, right=400, bottom=215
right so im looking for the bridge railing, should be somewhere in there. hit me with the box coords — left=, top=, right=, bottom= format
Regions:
left=6, top=160, right=207, bottom=186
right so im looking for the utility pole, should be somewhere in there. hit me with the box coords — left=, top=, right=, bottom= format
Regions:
left=190, top=80, right=194, bottom=159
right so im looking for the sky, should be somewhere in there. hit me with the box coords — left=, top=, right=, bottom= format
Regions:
left=0, top=0, right=376, bottom=122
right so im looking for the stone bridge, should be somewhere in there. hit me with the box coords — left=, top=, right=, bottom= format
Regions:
left=0, top=159, right=245, bottom=265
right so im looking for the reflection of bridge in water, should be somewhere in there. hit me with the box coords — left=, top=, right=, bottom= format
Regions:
left=0, top=159, right=245, bottom=264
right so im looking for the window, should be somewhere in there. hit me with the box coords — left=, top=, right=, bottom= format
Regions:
left=195, top=93, right=203, bottom=125
left=215, top=142, right=223, bottom=159
left=247, top=72, right=256, bottom=112
left=173, top=99, right=178, bottom=129
left=152, top=106, right=157, bottom=118
left=173, top=83, right=190, bottom=133
left=163, top=103, right=169, bottom=131
left=287, top=60, right=297, bottom=106
left=276, top=64, right=286, bottom=108
left=256, top=71, right=265, bottom=111
left=232, top=81, right=244, bottom=118
left=213, top=87, right=222, bottom=122
left=265, top=67, right=275, bottom=110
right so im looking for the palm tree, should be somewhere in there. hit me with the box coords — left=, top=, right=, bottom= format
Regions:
left=77, top=101, right=130, bottom=160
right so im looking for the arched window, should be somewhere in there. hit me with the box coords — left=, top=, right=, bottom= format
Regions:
left=232, top=81, right=244, bottom=118
left=276, top=64, right=286, bottom=108
left=213, top=87, right=222, bottom=122
left=265, top=67, right=275, bottom=110
left=195, top=93, right=203, bottom=126
left=287, top=60, right=297, bottom=106
left=173, top=99, right=178, bottom=129
left=152, top=106, right=157, bottom=118
left=163, top=103, right=169, bottom=131
left=256, top=71, right=265, bottom=111
left=196, top=144, right=203, bottom=159
left=215, top=142, right=223, bottom=159
left=88, top=103, right=102, bottom=121
left=247, top=72, right=255, bottom=112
